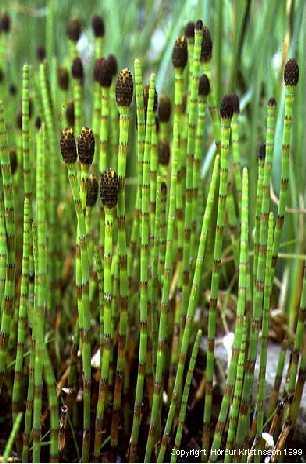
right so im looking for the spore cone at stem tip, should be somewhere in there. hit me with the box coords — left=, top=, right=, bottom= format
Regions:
left=71, top=57, right=84, bottom=81
left=220, top=95, right=234, bottom=119
left=158, top=96, right=172, bottom=122
left=66, top=102, right=75, bottom=127
left=268, top=97, right=277, bottom=107
left=185, top=21, right=195, bottom=40
left=10, top=150, right=18, bottom=175
left=78, top=127, right=95, bottom=165
left=116, top=68, right=133, bottom=106
left=9, top=83, right=17, bottom=96
left=195, top=19, right=203, bottom=31
left=57, top=66, right=69, bottom=91
left=200, top=26, right=213, bottom=62
left=0, top=13, right=11, bottom=33
left=198, top=74, right=210, bottom=97
left=60, top=128, right=78, bottom=164
left=95, top=58, right=113, bottom=87
left=158, top=142, right=171, bottom=166
left=107, top=54, right=118, bottom=77
left=35, top=116, right=41, bottom=130
left=92, top=15, right=105, bottom=38
left=231, top=94, right=240, bottom=114
left=67, top=18, right=82, bottom=42
left=284, top=58, right=299, bottom=86
left=100, top=169, right=119, bottom=209
left=86, top=176, right=99, bottom=207
left=258, top=143, right=266, bottom=160
left=172, top=36, right=188, bottom=69
left=36, top=46, right=46, bottom=62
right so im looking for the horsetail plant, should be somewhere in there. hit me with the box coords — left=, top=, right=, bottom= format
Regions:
left=111, top=67, right=133, bottom=449
left=94, top=168, right=119, bottom=459
left=203, top=95, right=234, bottom=455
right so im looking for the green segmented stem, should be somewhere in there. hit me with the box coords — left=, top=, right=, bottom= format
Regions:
left=0, top=193, right=7, bottom=319
left=110, top=83, right=119, bottom=167
left=268, top=86, right=297, bottom=415
left=253, top=213, right=275, bottom=451
left=148, top=116, right=158, bottom=368
left=22, top=344, right=34, bottom=462
left=231, top=111, right=241, bottom=204
left=129, top=75, right=155, bottom=461
left=203, top=113, right=232, bottom=454
left=67, top=163, right=91, bottom=462
left=0, top=100, right=15, bottom=376
left=174, top=67, right=184, bottom=281
left=170, top=330, right=202, bottom=463
left=145, top=65, right=181, bottom=463
left=224, top=320, right=247, bottom=462
left=12, top=197, right=30, bottom=419
left=180, top=26, right=202, bottom=333
left=32, top=127, right=46, bottom=462
left=288, top=299, right=306, bottom=426
left=191, top=88, right=207, bottom=256
left=151, top=177, right=164, bottom=369
left=99, top=86, right=109, bottom=174
left=157, top=180, right=167, bottom=288
left=34, top=126, right=59, bottom=462
left=286, top=263, right=306, bottom=405
left=129, top=59, right=145, bottom=286
left=94, top=36, right=103, bottom=60
left=92, top=80, right=101, bottom=167
left=39, top=63, right=58, bottom=313
left=3, top=412, right=23, bottom=462
left=209, top=167, right=249, bottom=461
left=72, top=78, right=82, bottom=136
left=202, top=62, right=220, bottom=152
left=111, top=104, right=131, bottom=446
left=94, top=206, right=115, bottom=458
left=157, top=155, right=220, bottom=463
left=272, top=84, right=296, bottom=269
left=253, top=154, right=264, bottom=291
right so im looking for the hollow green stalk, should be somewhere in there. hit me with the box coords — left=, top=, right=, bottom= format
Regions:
left=156, top=154, right=220, bottom=463
left=0, top=100, right=15, bottom=377
left=111, top=92, right=132, bottom=448
left=170, top=330, right=202, bottom=463
left=129, top=75, right=155, bottom=461
left=180, top=25, right=202, bottom=334
left=209, top=167, right=249, bottom=460
left=145, top=63, right=182, bottom=463
left=203, top=106, right=232, bottom=455
left=253, top=213, right=275, bottom=458
left=94, top=204, right=116, bottom=458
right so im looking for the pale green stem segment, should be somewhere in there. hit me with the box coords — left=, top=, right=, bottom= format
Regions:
left=145, top=66, right=181, bottom=462
left=129, top=59, right=145, bottom=287
left=129, top=75, right=155, bottom=462
left=253, top=156, right=264, bottom=291
left=3, top=412, right=23, bottom=462
left=153, top=155, right=219, bottom=463
left=209, top=167, right=249, bottom=461
left=94, top=205, right=115, bottom=459
left=180, top=26, right=202, bottom=335
left=203, top=114, right=232, bottom=454
left=191, top=93, right=207, bottom=260
left=268, top=86, right=296, bottom=415
left=0, top=100, right=16, bottom=376
left=253, top=213, right=275, bottom=459
left=12, top=64, right=31, bottom=421
left=111, top=103, right=131, bottom=446
left=12, top=197, right=30, bottom=420
left=231, top=111, right=241, bottom=205
left=203, top=61, right=220, bottom=152
left=168, top=330, right=202, bottom=464
left=67, top=162, right=91, bottom=462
